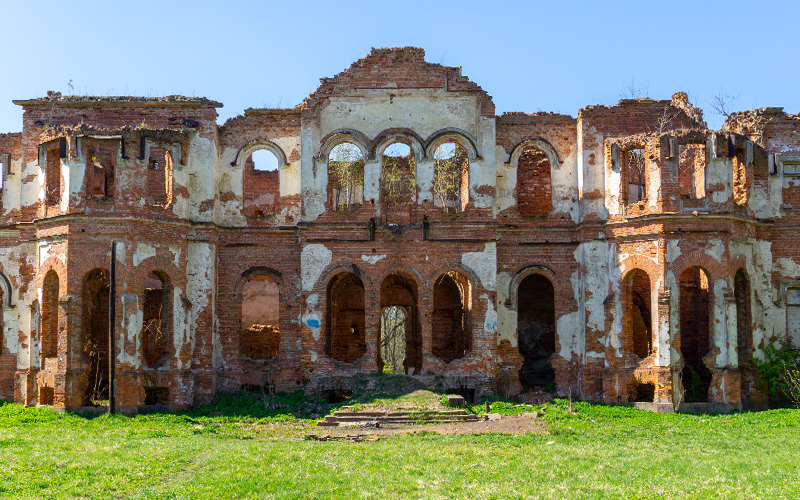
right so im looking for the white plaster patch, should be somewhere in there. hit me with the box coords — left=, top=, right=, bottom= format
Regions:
left=303, top=293, right=322, bottom=340
left=480, top=294, right=497, bottom=333
left=461, top=243, right=496, bottom=291
left=776, top=257, right=800, bottom=278
left=119, top=294, right=141, bottom=367
left=302, top=244, right=333, bottom=291
left=495, top=271, right=516, bottom=346
left=133, top=243, right=157, bottom=267
left=704, top=238, right=724, bottom=262
left=361, top=254, right=386, bottom=265
left=666, top=240, right=681, bottom=263
left=557, top=311, right=580, bottom=359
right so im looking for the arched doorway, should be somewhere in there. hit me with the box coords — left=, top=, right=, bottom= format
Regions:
left=517, top=274, right=556, bottom=389
left=679, top=266, right=712, bottom=402
left=735, top=269, right=752, bottom=402
left=83, top=268, right=110, bottom=406
left=432, top=271, right=471, bottom=363
left=379, top=274, right=421, bottom=374
left=380, top=306, right=407, bottom=374
left=623, top=269, right=652, bottom=359
left=325, top=272, right=366, bottom=362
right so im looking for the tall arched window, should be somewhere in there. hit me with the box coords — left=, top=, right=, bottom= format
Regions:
left=142, top=271, right=172, bottom=368
left=147, top=147, right=174, bottom=207
left=623, top=269, right=652, bottom=359
left=83, top=269, right=110, bottom=406
left=41, top=271, right=60, bottom=363
left=325, top=272, right=366, bottom=362
left=433, top=141, right=469, bottom=213
left=328, top=143, right=364, bottom=212
left=679, top=266, right=712, bottom=403
left=381, top=142, right=416, bottom=224
left=432, top=271, right=471, bottom=363
left=240, top=273, right=280, bottom=360
left=517, top=146, right=551, bottom=216
left=517, top=274, right=556, bottom=388
left=244, top=149, right=281, bottom=217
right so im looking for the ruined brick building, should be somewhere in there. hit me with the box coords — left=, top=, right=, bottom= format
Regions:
left=0, top=47, right=798, bottom=413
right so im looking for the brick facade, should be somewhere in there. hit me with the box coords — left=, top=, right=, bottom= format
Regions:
left=0, top=47, right=798, bottom=413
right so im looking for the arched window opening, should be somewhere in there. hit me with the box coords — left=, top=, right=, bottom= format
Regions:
left=240, top=274, right=280, bottom=361
left=623, top=269, right=652, bottom=359
left=147, top=147, right=173, bottom=207
left=679, top=266, right=712, bottom=403
left=380, top=306, right=407, bottom=374
left=679, top=143, right=707, bottom=199
left=433, top=141, right=469, bottom=213
left=244, top=149, right=281, bottom=217
left=325, top=273, right=366, bottom=362
left=735, top=269, right=752, bottom=402
left=84, top=141, right=116, bottom=200
left=517, top=146, right=552, bottom=216
left=432, top=272, right=471, bottom=363
left=379, top=274, right=421, bottom=374
left=83, top=269, right=110, bottom=406
left=732, top=150, right=748, bottom=206
left=381, top=142, right=416, bottom=224
left=623, top=148, right=646, bottom=205
left=41, top=271, right=60, bottom=362
left=45, top=145, right=62, bottom=206
left=142, top=272, right=172, bottom=369
left=517, top=274, right=556, bottom=389
left=328, top=142, right=364, bottom=212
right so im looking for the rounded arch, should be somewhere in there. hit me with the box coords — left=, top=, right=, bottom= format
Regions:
left=372, top=129, right=425, bottom=162
left=130, top=256, right=184, bottom=290
left=232, top=139, right=288, bottom=169
left=432, top=269, right=473, bottom=364
left=37, top=256, right=68, bottom=299
left=508, top=138, right=562, bottom=169
left=316, top=263, right=367, bottom=293
left=318, top=130, right=371, bottom=161
left=425, top=129, right=479, bottom=161
left=325, top=270, right=366, bottom=363
left=508, top=265, right=559, bottom=311
left=622, top=268, right=654, bottom=359
left=0, top=272, right=13, bottom=309
left=670, top=252, right=725, bottom=285
left=619, top=255, right=660, bottom=287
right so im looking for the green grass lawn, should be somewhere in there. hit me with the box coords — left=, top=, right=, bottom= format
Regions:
left=1, top=395, right=799, bottom=499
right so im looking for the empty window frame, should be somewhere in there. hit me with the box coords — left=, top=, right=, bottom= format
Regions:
left=516, top=146, right=552, bottom=216
left=45, top=145, right=62, bottom=206
left=84, top=141, right=117, bottom=200
left=147, top=147, right=174, bottom=207
left=622, top=148, right=646, bottom=205
left=732, top=149, right=748, bottom=206
left=142, top=272, right=172, bottom=368
left=623, top=269, right=652, bottom=359
left=328, top=142, right=364, bottom=211
left=678, top=143, right=707, bottom=199
left=433, top=141, right=469, bottom=213
left=240, top=274, right=280, bottom=360
left=243, top=149, right=281, bottom=217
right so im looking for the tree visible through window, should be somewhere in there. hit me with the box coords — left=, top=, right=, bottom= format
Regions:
left=433, top=142, right=469, bottom=213
left=328, top=143, right=364, bottom=211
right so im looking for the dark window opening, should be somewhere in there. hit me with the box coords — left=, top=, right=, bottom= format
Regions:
left=41, top=271, right=60, bottom=361
left=83, top=269, right=110, bottom=406
left=517, top=274, right=556, bottom=388
left=735, top=269, right=752, bottom=402
left=379, top=274, right=421, bottom=374
left=679, top=266, right=712, bottom=403
left=84, top=142, right=116, bottom=200
left=144, top=386, right=169, bottom=406
left=325, top=273, right=366, bottom=362
left=244, top=149, right=280, bottom=217
left=241, top=274, right=280, bottom=360
left=328, top=143, right=364, bottom=212
left=624, top=269, right=652, bottom=359
left=142, top=272, right=171, bottom=368
left=517, top=147, right=552, bottom=216
left=632, top=383, right=655, bottom=403
left=432, top=272, right=471, bottom=363
left=38, top=386, right=54, bottom=406
left=45, top=147, right=62, bottom=206
left=433, top=142, right=469, bottom=213
left=322, top=389, right=353, bottom=403
left=147, top=147, right=173, bottom=207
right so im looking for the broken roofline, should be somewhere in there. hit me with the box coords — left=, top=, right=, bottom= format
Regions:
left=13, top=91, right=222, bottom=108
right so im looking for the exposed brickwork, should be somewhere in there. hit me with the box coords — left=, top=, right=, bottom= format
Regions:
left=1, top=47, right=798, bottom=413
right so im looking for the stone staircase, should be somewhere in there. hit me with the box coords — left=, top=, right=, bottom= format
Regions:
left=317, top=408, right=480, bottom=428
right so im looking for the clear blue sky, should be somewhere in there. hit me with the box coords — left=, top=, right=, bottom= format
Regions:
left=1, top=0, right=798, bottom=133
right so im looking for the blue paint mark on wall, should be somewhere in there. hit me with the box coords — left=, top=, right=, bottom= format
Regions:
left=307, top=318, right=320, bottom=328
